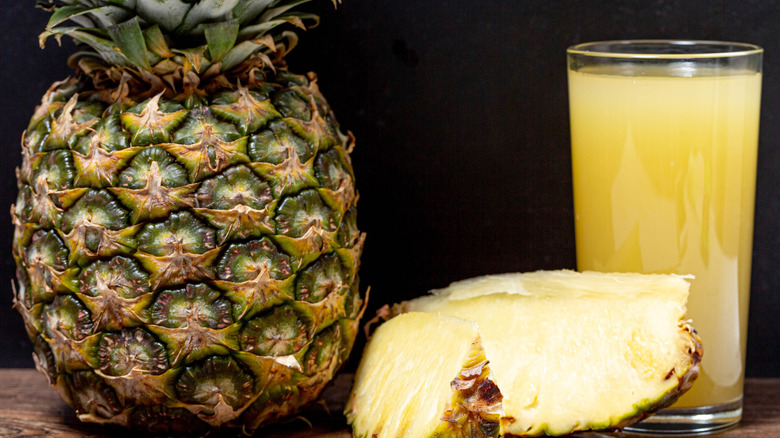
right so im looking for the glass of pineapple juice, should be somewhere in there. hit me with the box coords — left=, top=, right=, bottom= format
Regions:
left=567, top=40, right=762, bottom=435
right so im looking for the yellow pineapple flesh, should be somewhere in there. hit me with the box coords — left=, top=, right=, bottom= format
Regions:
left=346, top=312, right=503, bottom=438
left=350, top=270, right=702, bottom=437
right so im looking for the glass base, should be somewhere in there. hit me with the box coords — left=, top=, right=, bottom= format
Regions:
left=617, top=398, right=743, bottom=436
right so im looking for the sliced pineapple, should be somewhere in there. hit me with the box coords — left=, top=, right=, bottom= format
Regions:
left=349, top=270, right=702, bottom=437
left=346, top=312, right=503, bottom=438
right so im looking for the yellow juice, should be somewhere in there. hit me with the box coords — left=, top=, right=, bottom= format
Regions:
left=569, top=68, right=761, bottom=408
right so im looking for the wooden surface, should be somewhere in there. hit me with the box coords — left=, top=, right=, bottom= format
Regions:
left=0, top=369, right=777, bottom=437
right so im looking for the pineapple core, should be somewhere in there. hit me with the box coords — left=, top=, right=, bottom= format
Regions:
left=349, top=271, right=701, bottom=437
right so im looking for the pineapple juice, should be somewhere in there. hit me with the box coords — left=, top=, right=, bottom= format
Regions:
left=569, top=67, right=761, bottom=409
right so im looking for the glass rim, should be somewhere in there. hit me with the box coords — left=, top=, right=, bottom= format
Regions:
left=567, top=39, right=762, bottom=59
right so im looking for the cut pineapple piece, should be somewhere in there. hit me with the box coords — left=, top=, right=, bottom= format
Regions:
left=351, top=270, right=701, bottom=437
left=346, top=312, right=503, bottom=438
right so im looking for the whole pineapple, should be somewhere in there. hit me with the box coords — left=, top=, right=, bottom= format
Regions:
left=12, top=0, right=364, bottom=434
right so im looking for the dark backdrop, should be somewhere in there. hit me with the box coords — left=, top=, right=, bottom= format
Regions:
left=1, top=1, right=778, bottom=377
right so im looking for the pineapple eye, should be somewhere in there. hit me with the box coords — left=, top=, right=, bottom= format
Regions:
left=137, top=211, right=215, bottom=256
left=195, top=165, right=272, bottom=210
left=172, top=110, right=240, bottom=145
left=129, top=406, right=209, bottom=435
left=295, top=253, right=348, bottom=303
left=68, top=372, right=122, bottom=419
left=121, top=95, right=188, bottom=146
left=275, top=189, right=337, bottom=238
left=60, top=190, right=129, bottom=233
left=240, top=305, right=309, bottom=356
left=33, top=150, right=76, bottom=190
left=175, top=356, right=255, bottom=409
left=72, top=114, right=128, bottom=154
left=315, top=148, right=353, bottom=191
left=42, top=294, right=94, bottom=341
left=119, top=147, right=188, bottom=189
left=217, top=238, right=293, bottom=283
left=148, top=283, right=233, bottom=329
left=303, top=324, right=342, bottom=376
left=272, top=88, right=312, bottom=121
left=27, top=230, right=69, bottom=270
left=98, top=328, right=169, bottom=376
left=25, top=231, right=69, bottom=305
left=248, top=120, right=313, bottom=164
left=79, top=256, right=150, bottom=299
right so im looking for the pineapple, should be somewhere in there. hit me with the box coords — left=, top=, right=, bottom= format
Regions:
left=348, top=271, right=702, bottom=437
left=12, top=0, right=364, bottom=434
left=347, top=312, right=503, bottom=438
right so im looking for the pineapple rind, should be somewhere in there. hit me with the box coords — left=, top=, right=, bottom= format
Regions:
left=13, top=58, right=363, bottom=434
left=396, top=270, right=702, bottom=437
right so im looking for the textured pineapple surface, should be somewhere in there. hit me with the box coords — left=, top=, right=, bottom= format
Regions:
left=349, top=270, right=702, bottom=437
left=346, top=312, right=503, bottom=438
left=13, top=0, right=365, bottom=435
left=13, top=46, right=363, bottom=438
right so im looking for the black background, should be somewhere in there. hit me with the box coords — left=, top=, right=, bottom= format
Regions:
left=1, top=1, right=778, bottom=377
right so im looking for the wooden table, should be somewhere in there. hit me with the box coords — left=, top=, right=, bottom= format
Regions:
left=0, top=369, right=777, bottom=437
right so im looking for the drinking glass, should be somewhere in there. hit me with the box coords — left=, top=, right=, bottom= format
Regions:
left=567, top=40, right=762, bottom=435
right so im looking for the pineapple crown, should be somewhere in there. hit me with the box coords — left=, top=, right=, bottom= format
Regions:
left=37, top=0, right=336, bottom=74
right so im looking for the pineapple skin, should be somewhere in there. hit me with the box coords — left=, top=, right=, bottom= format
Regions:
left=12, top=61, right=364, bottom=433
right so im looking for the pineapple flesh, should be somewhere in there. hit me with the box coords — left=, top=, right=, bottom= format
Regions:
left=346, top=312, right=503, bottom=438
left=349, top=271, right=702, bottom=437
left=12, top=0, right=363, bottom=434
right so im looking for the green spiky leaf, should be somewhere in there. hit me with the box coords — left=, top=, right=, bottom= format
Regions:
left=177, top=0, right=241, bottom=35
left=46, top=5, right=97, bottom=29
left=204, top=19, right=240, bottom=63
left=134, top=0, right=196, bottom=34
left=43, top=26, right=129, bottom=65
left=143, top=25, right=175, bottom=58
left=107, top=17, right=151, bottom=69
left=232, top=0, right=276, bottom=25
left=37, top=0, right=337, bottom=72
left=222, top=38, right=271, bottom=71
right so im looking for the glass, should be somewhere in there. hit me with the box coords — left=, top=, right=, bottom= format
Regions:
left=567, top=40, right=762, bottom=435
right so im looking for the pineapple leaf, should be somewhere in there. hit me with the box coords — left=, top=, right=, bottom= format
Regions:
left=283, top=12, right=320, bottom=30
left=84, top=5, right=136, bottom=29
left=232, top=0, right=276, bottom=25
left=44, top=5, right=128, bottom=38
left=47, top=5, right=96, bottom=29
left=177, top=0, right=240, bottom=35
left=143, top=25, right=175, bottom=58
left=41, top=2, right=134, bottom=29
left=237, top=19, right=287, bottom=40
left=174, top=46, right=208, bottom=73
left=37, top=0, right=340, bottom=72
left=260, top=0, right=314, bottom=23
left=221, top=39, right=272, bottom=71
left=42, top=26, right=129, bottom=65
left=204, top=20, right=240, bottom=63
left=135, top=0, right=194, bottom=34
left=108, top=17, right=151, bottom=69
left=279, top=30, right=300, bottom=55
left=237, top=12, right=318, bottom=40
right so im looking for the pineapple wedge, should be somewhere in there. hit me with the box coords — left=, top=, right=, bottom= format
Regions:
left=348, top=270, right=702, bottom=437
left=346, top=312, right=503, bottom=438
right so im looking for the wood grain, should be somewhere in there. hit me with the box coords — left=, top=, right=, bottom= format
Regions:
left=0, top=369, right=777, bottom=437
